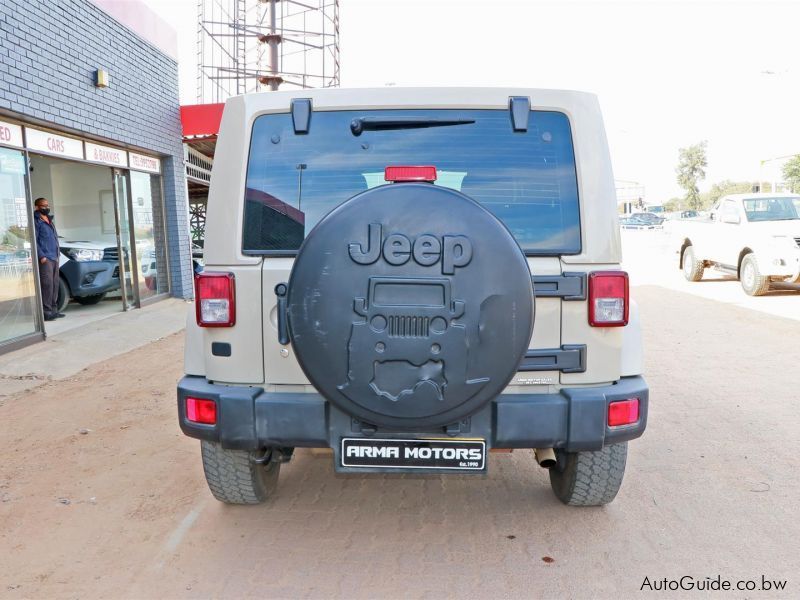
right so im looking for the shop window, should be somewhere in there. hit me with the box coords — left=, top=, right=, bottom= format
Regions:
left=0, top=147, right=39, bottom=345
left=130, top=171, right=169, bottom=299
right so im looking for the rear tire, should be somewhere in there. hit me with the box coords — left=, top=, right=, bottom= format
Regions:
left=682, top=245, right=704, bottom=281
left=549, top=443, right=627, bottom=506
left=200, top=441, right=280, bottom=505
left=75, top=292, right=106, bottom=305
left=740, top=254, right=770, bottom=296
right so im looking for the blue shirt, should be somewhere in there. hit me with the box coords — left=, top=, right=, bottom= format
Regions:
left=34, top=211, right=59, bottom=261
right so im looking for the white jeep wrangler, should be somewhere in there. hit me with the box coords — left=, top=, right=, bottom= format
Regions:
left=178, top=88, right=648, bottom=506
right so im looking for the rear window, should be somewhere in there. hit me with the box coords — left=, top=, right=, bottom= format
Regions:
left=742, top=197, right=799, bottom=221
left=242, top=109, right=580, bottom=254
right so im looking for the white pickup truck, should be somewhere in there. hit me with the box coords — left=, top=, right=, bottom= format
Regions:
left=677, top=193, right=800, bottom=295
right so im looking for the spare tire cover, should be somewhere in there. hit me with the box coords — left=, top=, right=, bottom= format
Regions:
left=287, top=182, right=533, bottom=429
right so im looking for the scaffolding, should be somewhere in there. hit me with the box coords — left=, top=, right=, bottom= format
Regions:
left=196, top=0, right=340, bottom=102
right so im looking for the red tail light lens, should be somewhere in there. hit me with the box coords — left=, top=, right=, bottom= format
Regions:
left=186, top=397, right=217, bottom=425
left=384, top=165, right=437, bottom=182
left=608, top=398, right=639, bottom=427
left=588, top=271, right=629, bottom=327
left=195, top=272, right=235, bottom=327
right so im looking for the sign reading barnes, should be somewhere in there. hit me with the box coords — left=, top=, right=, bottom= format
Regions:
left=0, top=120, right=24, bottom=149
left=26, top=128, right=84, bottom=160
left=85, top=142, right=127, bottom=167
left=129, top=151, right=161, bottom=174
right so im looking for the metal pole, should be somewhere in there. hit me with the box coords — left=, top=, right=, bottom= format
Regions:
left=269, top=0, right=279, bottom=90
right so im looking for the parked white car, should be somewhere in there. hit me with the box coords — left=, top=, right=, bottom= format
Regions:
left=676, top=193, right=800, bottom=295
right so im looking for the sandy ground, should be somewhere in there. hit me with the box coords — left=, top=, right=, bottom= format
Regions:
left=1, top=281, right=798, bottom=598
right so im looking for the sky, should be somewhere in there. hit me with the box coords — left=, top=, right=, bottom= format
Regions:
left=143, top=0, right=799, bottom=202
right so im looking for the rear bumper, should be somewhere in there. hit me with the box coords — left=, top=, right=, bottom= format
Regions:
left=177, top=375, right=648, bottom=453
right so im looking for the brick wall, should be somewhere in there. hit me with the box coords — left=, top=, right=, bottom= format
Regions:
left=0, top=0, right=192, bottom=298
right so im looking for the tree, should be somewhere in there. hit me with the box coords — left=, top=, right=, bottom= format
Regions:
left=5, top=225, right=29, bottom=247
left=782, top=155, right=800, bottom=193
left=700, top=180, right=753, bottom=210
left=676, top=141, right=708, bottom=209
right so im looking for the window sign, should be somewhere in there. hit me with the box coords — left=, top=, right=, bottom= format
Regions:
left=25, top=127, right=84, bottom=160
left=129, top=152, right=161, bottom=174
left=0, top=151, right=25, bottom=175
left=85, top=142, right=128, bottom=167
left=0, top=120, right=24, bottom=148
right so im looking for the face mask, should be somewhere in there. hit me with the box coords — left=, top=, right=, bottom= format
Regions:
left=39, top=208, right=50, bottom=216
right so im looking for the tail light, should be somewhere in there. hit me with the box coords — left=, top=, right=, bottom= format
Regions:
left=588, top=271, right=628, bottom=327
left=608, top=398, right=639, bottom=427
left=385, top=165, right=437, bottom=182
left=195, top=272, right=235, bottom=327
left=186, top=397, right=217, bottom=425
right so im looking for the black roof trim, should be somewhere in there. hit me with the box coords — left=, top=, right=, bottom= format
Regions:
left=291, top=98, right=312, bottom=134
left=508, top=96, right=530, bottom=132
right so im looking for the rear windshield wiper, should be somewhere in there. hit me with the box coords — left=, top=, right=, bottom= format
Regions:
left=350, top=116, right=475, bottom=136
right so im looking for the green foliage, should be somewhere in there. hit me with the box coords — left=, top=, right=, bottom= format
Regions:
left=663, top=197, right=682, bottom=212
left=4, top=225, right=30, bottom=248
left=675, top=141, right=708, bottom=209
left=782, top=155, right=800, bottom=192
left=699, top=180, right=754, bottom=210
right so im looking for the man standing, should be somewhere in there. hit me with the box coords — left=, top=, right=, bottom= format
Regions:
left=33, top=197, right=64, bottom=321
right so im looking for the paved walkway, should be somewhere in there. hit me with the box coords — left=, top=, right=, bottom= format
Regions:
left=0, top=298, right=188, bottom=400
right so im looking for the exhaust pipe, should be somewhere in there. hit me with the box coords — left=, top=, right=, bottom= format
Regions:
left=535, top=448, right=556, bottom=469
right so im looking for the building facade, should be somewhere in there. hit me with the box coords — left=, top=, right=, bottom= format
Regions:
left=0, top=0, right=192, bottom=353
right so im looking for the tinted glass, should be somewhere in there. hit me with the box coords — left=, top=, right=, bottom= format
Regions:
left=243, top=109, right=580, bottom=254
left=130, top=171, right=169, bottom=300
left=742, top=197, right=799, bottom=221
left=0, top=147, right=39, bottom=345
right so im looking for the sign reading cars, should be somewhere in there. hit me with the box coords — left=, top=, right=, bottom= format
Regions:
left=26, top=127, right=84, bottom=160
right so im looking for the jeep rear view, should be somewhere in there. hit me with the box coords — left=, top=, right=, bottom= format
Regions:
left=178, top=88, right=648, bottom=506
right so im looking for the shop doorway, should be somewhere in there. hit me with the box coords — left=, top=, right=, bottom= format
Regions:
left=28, top=155, right=169, bottom=331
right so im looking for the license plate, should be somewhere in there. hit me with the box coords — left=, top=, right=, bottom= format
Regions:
left=340, top=438, right=486, bottom=471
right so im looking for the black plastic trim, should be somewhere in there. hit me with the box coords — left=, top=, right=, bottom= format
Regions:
left=291, top=98, right=312, bottom=134
left=349, top=116, right=475, bottom=136
left=177, top=375, right=648, bottom=454
left=508, top=96, right=530, bottom=131
left=518, top=344, right=586, bottom=373
left=532, top=272, right=586, bottom=300
left=274, top=282, right=289, bottom=345
left=211, top=342, right=231, bottom=357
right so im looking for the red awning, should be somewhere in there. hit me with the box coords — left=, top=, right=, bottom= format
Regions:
left=181, top=103, right=225, bottom=138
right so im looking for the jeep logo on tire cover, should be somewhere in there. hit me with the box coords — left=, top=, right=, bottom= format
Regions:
left=286, top=183, right=534, bottom=429
left=348, top=223, right=473, bottom=274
